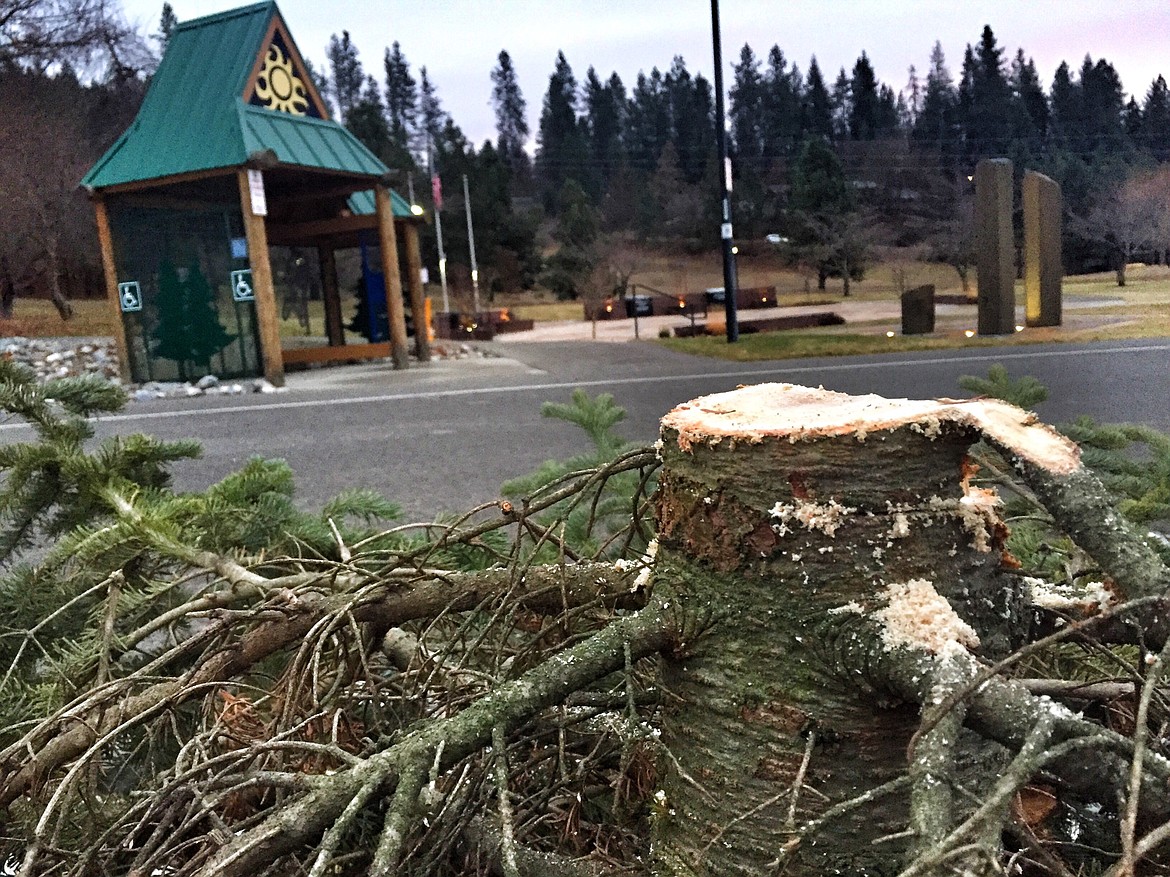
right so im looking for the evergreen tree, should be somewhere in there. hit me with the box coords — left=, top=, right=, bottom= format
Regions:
left=1009, top=49, right=1048, bottom=141
left=1140, top=75, right=1170, bottom=155
left=788, top=137, right=862, bottom=290
left=418, top=66, right=447, bottom=151
left=914, top=42, right=957, bottom=153
left=876, top=83, right=900, bottom=135
left=583, top=67, right=625, bottom=196
left=965, top=25, right=1012, bottom=157
left=626, top=67, right=670, bottom=173
left=154, top=2, right=177, bottom=52
left=382, top=41, right=417, bottom=153
left=1080, top=56, right=1126, bottom=147
left=325, top=30, right=363, bottom=122
left=346, top=75, right=392, bottom=160
left=801, top=56, right=834, bottom=140
left=666, top=56, right=712, bottom=183
left=542, top=179, right=598, bottom=299
left=1049, top=61, right=1080, bottom=146
left=729, top=44, right=765, bottom=160
left=848, top=51, right=880, bottom=140
left=1123, top=97, right=1145, bottom=144
left=830, top=67, right=851, bottom=141
left=536, top=51, right=588, bottom=208
left=151, top=260, right=234, bottom=380
left=491, top=49, right=529, bottom=173
left=762, top=45, right=802, bottom=158
left=902, top=64, right=922, bottom=130
left=956, top=45, right=977, bottom=151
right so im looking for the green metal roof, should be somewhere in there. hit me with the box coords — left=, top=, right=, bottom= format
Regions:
left=83, top=2, right=393, bottom=193
left=347, top=189, right=415, bottom=218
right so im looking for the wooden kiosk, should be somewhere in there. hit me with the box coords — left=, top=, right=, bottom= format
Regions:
left=83, top=1, right=428, bottom=387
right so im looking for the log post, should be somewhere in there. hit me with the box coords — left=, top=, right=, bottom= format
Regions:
left=91, top=197, right=132, bottom=382
left=650, top=383, right=1078, bottom=876
left=318, top=244, right=345, bottom=347
left=403, top=222, right=430, bottom=362
left=374, top=185, right=410, bottom=370
left=237, top=169, right=284, bottom=386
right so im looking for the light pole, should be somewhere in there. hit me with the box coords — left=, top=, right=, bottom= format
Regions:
left=710, top=0, right=739, bottom=342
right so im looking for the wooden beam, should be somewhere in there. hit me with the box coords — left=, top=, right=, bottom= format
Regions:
left=265, top=213, right=377, bottom=245
left=318, top=245, right=345, bottom=346
left=91, top=197, right=132, bottom=382
left=92, top=167, right=236, bottom=197
left=281, top=342, right=390, bottom=366
left=375, top=185, right=410, bottom=370
left=237, top=169, right=285, bottom=386
left=403, top=222, right=430, bottom=362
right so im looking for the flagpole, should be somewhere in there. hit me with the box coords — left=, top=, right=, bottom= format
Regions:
left=462, top=173, right=481, bottom=314
left=428, top=135, right=449, bottom=313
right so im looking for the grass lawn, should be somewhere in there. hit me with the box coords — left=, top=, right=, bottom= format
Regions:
left=657, top=330, right=1012, bottom=361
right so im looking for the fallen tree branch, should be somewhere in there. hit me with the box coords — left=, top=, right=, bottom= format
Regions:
left=0, top=561, right=648, bottom=810
left=996, top=454, right=1170, bottom=600
left=192, top=599, right=673, bottom=877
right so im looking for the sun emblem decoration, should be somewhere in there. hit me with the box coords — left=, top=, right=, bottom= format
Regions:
left=254, top=44, right=308, bottom=115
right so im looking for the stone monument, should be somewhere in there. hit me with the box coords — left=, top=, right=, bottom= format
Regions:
left=975, top=158, right=1015, bottom=335
left=1023, top=170, right=1062, bottom=327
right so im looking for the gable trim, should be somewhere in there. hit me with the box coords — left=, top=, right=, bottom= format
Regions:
left=242, top=11, right=330, bottom=120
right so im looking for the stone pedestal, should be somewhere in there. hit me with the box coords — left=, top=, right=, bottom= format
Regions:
left=1024, top=170, right=1062, bottom=327
left=976, top=159, right=1015, bottom=336
left=901, top=284, right=936, bottom=335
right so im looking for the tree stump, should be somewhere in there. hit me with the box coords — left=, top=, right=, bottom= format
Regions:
left=650, top=383, right=1078, bottom=876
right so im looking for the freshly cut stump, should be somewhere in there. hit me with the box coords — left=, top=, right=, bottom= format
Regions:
left=650, top=383, right=1078, bottom=877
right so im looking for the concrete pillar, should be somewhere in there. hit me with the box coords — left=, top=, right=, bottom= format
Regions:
left=975, top=158, right=1015, bottom=336
left=1023, top=170, right=1062, bottom=327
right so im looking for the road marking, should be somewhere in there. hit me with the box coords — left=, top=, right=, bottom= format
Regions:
left=1, top=342, right=1166, bottom=431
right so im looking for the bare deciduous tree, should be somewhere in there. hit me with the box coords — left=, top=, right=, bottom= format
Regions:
left=1073, top=165, right=1170, bottom=286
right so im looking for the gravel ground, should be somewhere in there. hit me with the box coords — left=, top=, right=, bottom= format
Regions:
left=1, top=336, right=494, bottom=400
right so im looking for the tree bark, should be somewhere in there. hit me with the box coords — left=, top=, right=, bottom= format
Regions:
left=648, top=383, right=1074, bottom=876
left=0, top=562, right=647, bottom=810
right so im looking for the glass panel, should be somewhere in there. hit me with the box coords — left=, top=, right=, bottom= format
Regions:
left=271, top=246, right=327, bottom=350
left=107, top=204, right=262, bottom=383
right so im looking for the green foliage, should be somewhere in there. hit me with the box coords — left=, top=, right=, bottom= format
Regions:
left=502, top=389, right=654, bottom=558
left=958, top=363, right=1049, bottom=408
left=1062, top=418, right=1170, bottom=527
left=542, top=179, right=600, bottom=300
left=960, top=366, right=1170, bottom=570
left=0, top=363, right=404, bottom=737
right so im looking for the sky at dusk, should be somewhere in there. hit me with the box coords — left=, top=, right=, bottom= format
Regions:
left=121, top=0, right=1170, bottom=147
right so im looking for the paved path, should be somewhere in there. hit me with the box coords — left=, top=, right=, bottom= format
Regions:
left=4, top=337, right=1164, bottom=521
left=2, top=289, right=1165, bottom=520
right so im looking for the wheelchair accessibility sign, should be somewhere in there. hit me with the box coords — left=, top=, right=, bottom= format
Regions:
left=118, top=281, right=142, bottom=312
left=231, top=269, right=255, bottom=302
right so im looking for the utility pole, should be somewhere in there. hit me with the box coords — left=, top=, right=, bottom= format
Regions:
left=428, top=136, right=449, bottom=313
left=463, top=173, right=481, bottom=314
left=710, top=0, right=739, bottom=342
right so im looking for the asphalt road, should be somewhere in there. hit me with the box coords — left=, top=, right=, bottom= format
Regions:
left=3, top=338, right=1167, bottom=520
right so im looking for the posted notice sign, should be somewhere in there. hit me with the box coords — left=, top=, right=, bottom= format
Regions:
left=247, top=169, right=268, bottom=217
